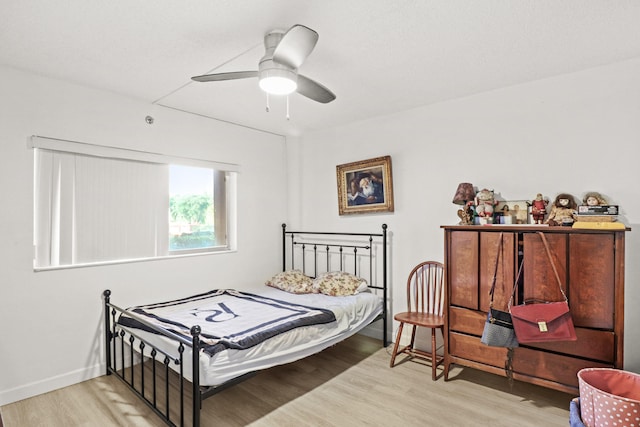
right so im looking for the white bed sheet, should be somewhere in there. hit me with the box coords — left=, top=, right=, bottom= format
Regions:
left=119, top=286, right=383, bottom=386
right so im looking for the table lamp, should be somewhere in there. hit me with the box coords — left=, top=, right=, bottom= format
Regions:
left=452, top=183, right=475, bottom=225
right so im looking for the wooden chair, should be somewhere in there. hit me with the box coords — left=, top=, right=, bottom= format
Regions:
left=389, top=261, right=445, bottom=380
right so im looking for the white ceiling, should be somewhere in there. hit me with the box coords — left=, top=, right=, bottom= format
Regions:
left=2, top=1, right=640, bottom=137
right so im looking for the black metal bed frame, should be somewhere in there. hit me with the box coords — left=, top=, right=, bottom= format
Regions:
left=103, top=223, right=388, bottom=426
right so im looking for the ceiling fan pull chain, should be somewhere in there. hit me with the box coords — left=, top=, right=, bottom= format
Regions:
left=265, top=93, right=270, bottom=112
left=286, top=95, right=290, bottom=120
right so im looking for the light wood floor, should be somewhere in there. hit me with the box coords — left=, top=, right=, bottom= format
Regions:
left=1, top=334, right=573, bottom=426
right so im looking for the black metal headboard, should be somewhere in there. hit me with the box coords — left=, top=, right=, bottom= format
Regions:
left=281, top=223, right=389, bottom=345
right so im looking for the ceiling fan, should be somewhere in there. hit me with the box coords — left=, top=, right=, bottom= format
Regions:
left=191, top=24, right=336, bottom=104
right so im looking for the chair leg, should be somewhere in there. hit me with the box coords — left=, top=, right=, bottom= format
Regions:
left=389, top=322, right=405, bottom=367
left=409, top=325, right=417, bottom=349
left=431, top=327, right=437, bottom=380
left=444, top=349, right=450, bottom=381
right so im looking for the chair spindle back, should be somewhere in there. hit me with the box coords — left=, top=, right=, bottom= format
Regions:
left=406, top=261, right=445, bottom=316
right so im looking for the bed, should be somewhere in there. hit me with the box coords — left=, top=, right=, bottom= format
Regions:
left=103, top=223, right=389, bottom=427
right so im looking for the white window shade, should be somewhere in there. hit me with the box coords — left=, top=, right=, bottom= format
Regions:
left=34, top=150, right=76, bottom=266
left=34, top=149, right=169, bottom=267
left=73, top=154, right=169, bottom=263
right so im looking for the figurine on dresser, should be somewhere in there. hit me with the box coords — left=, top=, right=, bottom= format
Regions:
left=545, top=193, right=577, bottom=226
left=583, top=192, right=608, bottom=206
left=474, top=188, right=498, bottom=220
left=531, top=193, right=548, bottom=224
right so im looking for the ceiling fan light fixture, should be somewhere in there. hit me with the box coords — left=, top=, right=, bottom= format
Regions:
left=259, top=68, right=297, bottom=95
left=191, top=25, right=335, bottom=103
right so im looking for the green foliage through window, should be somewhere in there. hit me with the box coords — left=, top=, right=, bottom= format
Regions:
left=168, top=165, right=219, bottom=252
left=170, top=194, right=212, bottom=224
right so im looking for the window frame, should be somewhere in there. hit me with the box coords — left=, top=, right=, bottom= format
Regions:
left=30, top=135, right=239, bottom=271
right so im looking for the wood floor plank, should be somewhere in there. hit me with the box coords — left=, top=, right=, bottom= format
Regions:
left=1, top=334, right=573, bottom=426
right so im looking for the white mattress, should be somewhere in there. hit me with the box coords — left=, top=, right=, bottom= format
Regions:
left=119, top=286, right=383, bottom=386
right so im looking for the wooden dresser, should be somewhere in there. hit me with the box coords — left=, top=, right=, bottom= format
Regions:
left=441, top=225, right=628, bottom=394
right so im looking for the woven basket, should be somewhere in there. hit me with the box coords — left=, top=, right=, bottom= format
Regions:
left=578, top=368, right=640, bottom=427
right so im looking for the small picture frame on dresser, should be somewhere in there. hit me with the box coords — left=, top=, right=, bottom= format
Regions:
left=495, top=200, right=530, bottom=224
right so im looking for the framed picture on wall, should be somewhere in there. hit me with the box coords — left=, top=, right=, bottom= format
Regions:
left=495, top=200, right=530, bottom=224
left=336, top=155, right=394, bottom=215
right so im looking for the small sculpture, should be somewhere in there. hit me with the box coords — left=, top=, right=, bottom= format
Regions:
left=582, top=192, right=608, bottom=206
left=530, top=193, right=548, bottom=224
left=545, top=193, right=577, bottom=226
left=457, top=202, right=474, bottom=225
left=474, top=189, right=498, bottom=218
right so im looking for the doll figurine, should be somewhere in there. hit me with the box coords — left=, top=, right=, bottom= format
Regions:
left=474, top=188, right=497, bottom=218
left=530, top=193, right=548, bottom=224
left=582, top=192, right=608, bottom=206
left=545, top=193, right=577, bottom=226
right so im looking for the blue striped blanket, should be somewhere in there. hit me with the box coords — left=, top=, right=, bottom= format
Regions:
left=118, top=289, right=337, bottom=356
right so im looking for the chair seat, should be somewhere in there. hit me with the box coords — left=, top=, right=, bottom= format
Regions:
left=394, top=311, right=444, bottom=328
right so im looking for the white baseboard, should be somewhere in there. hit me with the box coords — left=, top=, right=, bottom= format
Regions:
left=0, top=363, right=104, bottom=406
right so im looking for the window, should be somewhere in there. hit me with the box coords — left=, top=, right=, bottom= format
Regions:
left=169, top=165, right=227, bottom=253
left=31, top=136, right=237, bottom=270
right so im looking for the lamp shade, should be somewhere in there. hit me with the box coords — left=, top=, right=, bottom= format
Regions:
left=452, top=183, right=475, bottom=205
left=259, top=68, right=297, bottom=95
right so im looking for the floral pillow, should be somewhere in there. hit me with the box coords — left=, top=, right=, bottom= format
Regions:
left=265, top=270, right=315, bottom=294
left=312, top=271, right=368, bottom=296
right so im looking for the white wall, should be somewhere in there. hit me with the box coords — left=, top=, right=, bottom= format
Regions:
left=291, top=58, right=640, bottom=371
left=0, top=65, right=288, bottom=405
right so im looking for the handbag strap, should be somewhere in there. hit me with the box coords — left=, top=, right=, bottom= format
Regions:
left=507, top=258, right=524, bottom=310
left=489, top=233, right=523, bottom=310
left=488, top=233, right=503, bottom=308
left=538, top=232, right=569, bottom=302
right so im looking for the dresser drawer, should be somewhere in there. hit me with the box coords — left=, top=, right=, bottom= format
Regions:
left=513, top=345, right=611, bottom=388
left=449, top=331, right=612, bottom=389
left=449, top=331, right=508, bottom=369
left=448, top=306, right=485, bottom=336
left=523, top=328, right=615, bottom=363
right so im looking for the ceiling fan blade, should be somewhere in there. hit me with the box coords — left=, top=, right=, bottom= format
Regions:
left=296, top=75, right=336, bottom=104
left=273, top=25, right=318, bottom=69
left=191, top=71, right=258, bottom=82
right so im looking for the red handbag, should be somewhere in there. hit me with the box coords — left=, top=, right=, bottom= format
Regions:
left=510, top=232, right=577, bottom=343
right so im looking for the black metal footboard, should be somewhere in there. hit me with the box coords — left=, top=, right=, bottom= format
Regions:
left=104, top=291, right=261, bottom=426
left=103, top=290, right=203, bottom=426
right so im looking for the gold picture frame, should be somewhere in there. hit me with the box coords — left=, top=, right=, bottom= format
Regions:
left=336, top=155, right=394, bottom=215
